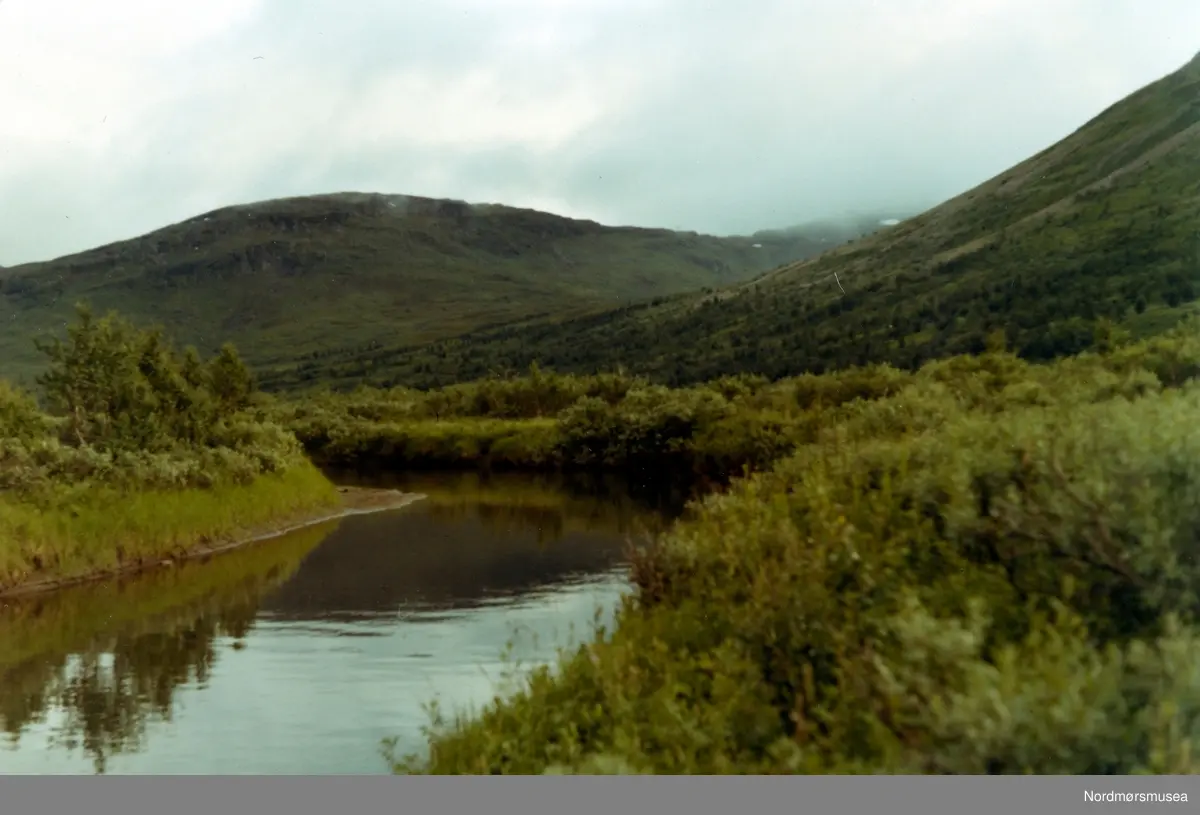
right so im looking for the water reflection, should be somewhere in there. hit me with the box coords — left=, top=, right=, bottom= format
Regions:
left=0, top=520, right=340, bottom=774
left=324, top=468, right=696, bottom=529
left=264, top=472, right=673, bottom=621
left=0, top=472, right=675, bottom=774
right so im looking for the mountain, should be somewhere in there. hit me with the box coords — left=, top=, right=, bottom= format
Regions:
left=0, top=193, right=891, bottom=385
left=266, top=52, right=1200, bottom=391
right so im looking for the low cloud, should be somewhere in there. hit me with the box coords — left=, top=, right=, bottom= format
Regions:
left=1, top=0, right=1197, bottom=264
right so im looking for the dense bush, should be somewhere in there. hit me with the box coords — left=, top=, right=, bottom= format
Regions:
left=278, top=319, right=1200, bottom=488
left=382, top=320, right=1200, bottom=774
left=0, top=381, right=55, bottom=442
left=0, top=305, right=337, bottom=594
left=557, top=386, right=735, bottom=468
left=2, top=305, right=304, bottom=501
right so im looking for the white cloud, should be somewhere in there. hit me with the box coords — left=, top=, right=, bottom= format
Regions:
left=0, top=0, right=259, bottom=147
left=0, top=0, right=1197, bottom=265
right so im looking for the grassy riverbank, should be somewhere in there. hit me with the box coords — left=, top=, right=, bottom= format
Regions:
left=0, top=465, right=340, bottom=596
left=0, top=306, right=341, bottom=597
left=359, top=319, right=1200, bottom=774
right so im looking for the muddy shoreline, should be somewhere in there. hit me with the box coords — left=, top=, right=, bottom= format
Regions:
left=0, top=487, right=426, bottom=601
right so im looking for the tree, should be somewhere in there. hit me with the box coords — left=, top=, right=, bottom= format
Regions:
left=35, top=304, right=153, bottom=448
left=35, top=303, right=256, bottom=451
left=207, top=343, right=256, bottom=413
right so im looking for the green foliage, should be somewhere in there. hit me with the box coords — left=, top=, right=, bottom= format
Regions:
left=0, top=464, right=339, bottom=594
left=279, top=320, right=1200, bottom=489
left=276, top=375, right=789, bottom=479
left=1, top=303, right=308, bottom=500
left=558, top=386, right=735, bottom=468
left=207, top=342, right=257, bottom=414
left=418, top=366, right=646, bottom=420
left=34, top=304, right=253, bottom=453
left=382, top=320, right=1200, bottom=775
left=305, top=417, right=565, bottom=472
left=0, top=381, right=54, bottom=442
left=0, top=306, right=339, bottom=595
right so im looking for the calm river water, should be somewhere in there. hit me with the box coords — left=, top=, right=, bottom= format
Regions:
left=0, top=471, right=682, bottom=774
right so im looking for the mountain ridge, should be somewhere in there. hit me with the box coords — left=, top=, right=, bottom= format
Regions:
left=0, top=192, right=897, bottom=384
left=259, top=51, right=1200, bottom=391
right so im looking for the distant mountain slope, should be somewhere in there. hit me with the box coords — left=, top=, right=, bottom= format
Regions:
left=269, top=52, right=1200, bottom=391
left=0, top=193, right=887, bottom=384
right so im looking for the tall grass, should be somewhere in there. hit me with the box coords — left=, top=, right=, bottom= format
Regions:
left=0, top=463, right=339, bottom=594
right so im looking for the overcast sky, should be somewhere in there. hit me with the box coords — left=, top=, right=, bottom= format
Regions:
left=0, top=0, right=1196, bottom=266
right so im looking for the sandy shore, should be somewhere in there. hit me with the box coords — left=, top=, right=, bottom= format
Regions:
left=0, top=487, right=426, bottom=601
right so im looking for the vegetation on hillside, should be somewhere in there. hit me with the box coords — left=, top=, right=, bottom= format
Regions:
left=373, top=318, right=1200, bottom=774
left=264, top=54, right=1200, bottom=392
left=0, top=194, right=891, bottom=386
left=0, top=305, right=338, bottom=595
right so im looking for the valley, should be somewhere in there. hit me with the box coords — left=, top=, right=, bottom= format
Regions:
left=1, top=49, right=1199, bottom=777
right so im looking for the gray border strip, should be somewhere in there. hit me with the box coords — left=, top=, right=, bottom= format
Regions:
left=1, top=776, right=1196, bottom=815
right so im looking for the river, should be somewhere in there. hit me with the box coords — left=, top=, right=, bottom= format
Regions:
left=0, top=471, right=685, bottom=775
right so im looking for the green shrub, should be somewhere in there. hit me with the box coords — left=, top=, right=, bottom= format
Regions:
left=558, top=386, right=735, bottom=468
left=0, top=305, right=339, bottom=594
left=0, top=381, right=54, bottom=441
left=389, top=320, right=1200, bottom=775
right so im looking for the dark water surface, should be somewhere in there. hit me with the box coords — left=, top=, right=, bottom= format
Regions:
left=0, top=472, right=681, bottom=774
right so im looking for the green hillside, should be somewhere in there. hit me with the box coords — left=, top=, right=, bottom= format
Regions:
left=0, top=193, right=888, bottom=386
left=271, top=52, right=1200, bottom=391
